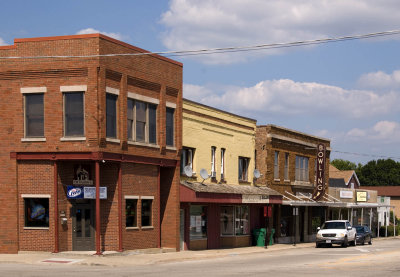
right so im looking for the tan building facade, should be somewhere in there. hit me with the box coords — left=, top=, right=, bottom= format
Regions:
left=180, top=100, right=281, bottom=250
left=255, top=125, right=331, bottom=243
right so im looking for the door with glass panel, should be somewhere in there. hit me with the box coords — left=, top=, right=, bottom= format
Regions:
left=72, top=204, right=95, bottom=251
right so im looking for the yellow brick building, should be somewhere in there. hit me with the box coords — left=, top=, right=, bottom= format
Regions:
left=181, top=99, right=257, bottom=184
left=180, top=99, right=282, bottom=250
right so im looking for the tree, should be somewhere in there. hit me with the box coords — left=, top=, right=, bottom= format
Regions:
left=331, top=159, right=357, bottom=171
left=358, top=159, right=400, bottom=186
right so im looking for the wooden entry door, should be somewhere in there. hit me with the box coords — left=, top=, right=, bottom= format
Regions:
left=72, top=203, right=95, bottom=251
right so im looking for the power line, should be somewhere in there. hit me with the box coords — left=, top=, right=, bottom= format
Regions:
left=1, top=29, right=400, bottom=60
left=331, top=150, right=400, bottom=161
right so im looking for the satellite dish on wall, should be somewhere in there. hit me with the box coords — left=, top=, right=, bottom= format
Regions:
left=253, top=169, right=261, bottom=179
left=199, top=168, right=210, bottom=184
left=184, top=165, right=193, bottom=178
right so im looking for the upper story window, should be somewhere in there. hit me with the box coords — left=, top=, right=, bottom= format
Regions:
left=106, top=92, right=118, bottom=138
left=64, top=92, right=84, bottom=137
left=238, top=157, right=249, bottom=182
left=22, top=87, right=46, bottom=138
left=211, top=146, right=216, bottom=178
left=181, top=147, right=195, bottom=175
left=274, top=151, right=280, bottom=180
left=127, top=99, right=157, bottom=144
left=295, top=155, right=309, bottom=182
left=221, top=148, right=226, bottom=180
left=166, top=106, right=175, bottom=147
left=284, top=153, right=289, bottom=180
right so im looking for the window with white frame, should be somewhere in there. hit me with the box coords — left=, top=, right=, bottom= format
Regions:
left=284, top=153, right=289, bottom=180
left=127, top=99, right=157, bottom=144
left=211, top=146, right=216, bottom=178
left=64, top=92, right=84, bottom=137
left=238, top=157, right=249, bottom=182
left=166, top=107, right=175, bottom=146
left=221, top=148, right=226, bottom=180
left=181, top=147, right=195, bottom=175
left=106, top=93, right=118, bottom=138
left=295, top=155, right=309, bottom=182
left=24, top=93, right=44, bottom=138
left=274, top=151, right=280, bottom=180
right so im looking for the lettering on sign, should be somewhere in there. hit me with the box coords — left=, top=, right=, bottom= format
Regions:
left=242, top=194, right=269, bottom=203
left=312, top=144, right=326, bottom=201
left=72, top=164, right=93, bottom=185
left=340, top=190, right=354, bottom=199
left=356, top=191, right=367, bottom=202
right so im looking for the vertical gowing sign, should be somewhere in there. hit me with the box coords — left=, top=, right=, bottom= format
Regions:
left=312, top=143, right=326, bottom=201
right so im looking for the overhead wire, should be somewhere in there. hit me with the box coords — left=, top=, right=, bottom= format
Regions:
left=1, top=29, right=400, bottom=59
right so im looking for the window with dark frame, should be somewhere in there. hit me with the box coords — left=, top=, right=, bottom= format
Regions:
left=24, top=198, right=49, bottom=228
left=106, top=93, right=118, bottom=138
left=64, top=92, right=84, bottom=137
left=141, top=199, right=152, bottom=227
left=238, top=157, right=249, bottom=182
left=127, top=99, right=157, bottom=144
left=221, top=148, right=226, bottom=180
left=166, top=107, right=174, bottom=146
left=211, top=146, right=216, bottom=178
left=125, top=199, right=138, bottom=228
left=25, top=94, right=44, bottom=137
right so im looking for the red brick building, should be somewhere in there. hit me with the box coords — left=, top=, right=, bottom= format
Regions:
left=0, top=34, right=182, bottom=253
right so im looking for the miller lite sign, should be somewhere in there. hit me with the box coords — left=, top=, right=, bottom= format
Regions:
left=312, top=144, right=326, bottom=201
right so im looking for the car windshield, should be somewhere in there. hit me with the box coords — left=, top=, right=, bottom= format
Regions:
left=321, top=222, right=346, bottom=229
left=355, top=226, right=365, bottom=233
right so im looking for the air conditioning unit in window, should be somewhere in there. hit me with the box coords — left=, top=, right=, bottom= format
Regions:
left=211, top=171, right=216, bottom=178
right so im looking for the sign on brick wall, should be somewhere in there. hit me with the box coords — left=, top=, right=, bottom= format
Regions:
left=312, top=144, right=326, bottom=201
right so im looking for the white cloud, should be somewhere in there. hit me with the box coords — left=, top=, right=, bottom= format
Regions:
left=0, top=37, right=7, bottom=46
left=161, top=0, right=400, bottom=64
left=346, top=121, right=400, bottom=144
left=76, top=28, right=124, bottom=41
left=184, top=79, right=400, bottom=119
left=357, top=70, right=400, bottom=89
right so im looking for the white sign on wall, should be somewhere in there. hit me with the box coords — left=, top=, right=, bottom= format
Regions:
left=340, top=190, right=353, bottom=199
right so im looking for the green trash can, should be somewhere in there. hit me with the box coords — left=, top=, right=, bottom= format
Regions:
left=253, top=228, right=266, bottom=247
left=269, top=228, right=275, bottom=245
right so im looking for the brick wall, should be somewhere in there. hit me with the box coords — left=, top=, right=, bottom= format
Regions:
left=256, top=125, right=330, bottom=196
left=0, top=34, right=182, bottom=253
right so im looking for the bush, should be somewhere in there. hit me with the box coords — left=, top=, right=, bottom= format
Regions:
left=379, top=225, right=400, bottom=237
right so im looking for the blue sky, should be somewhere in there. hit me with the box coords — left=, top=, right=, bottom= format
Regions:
left=1, top=0, right=400, bottom=164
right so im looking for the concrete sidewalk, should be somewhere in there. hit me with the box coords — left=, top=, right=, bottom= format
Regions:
left=0, top=243, right=314, bottom=267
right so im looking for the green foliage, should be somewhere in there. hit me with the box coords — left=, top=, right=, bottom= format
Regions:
left=331, top=159, right=357, bottom=170
left=331, top=159, right=400, bottom=186
left=379, top=225, right=400, bottom=237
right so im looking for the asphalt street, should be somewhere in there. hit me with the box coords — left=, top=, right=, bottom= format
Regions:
left=1, top=238, right=399, bottom=277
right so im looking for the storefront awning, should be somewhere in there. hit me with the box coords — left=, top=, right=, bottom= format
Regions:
left=180, top=181, right=282, bottom=204
left=282, top=191, right=348, bottom=207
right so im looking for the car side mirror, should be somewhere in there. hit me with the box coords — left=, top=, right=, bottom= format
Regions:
left=317, top=227, right=321, bottom=231
left=347, top=226, right=352, bottom=230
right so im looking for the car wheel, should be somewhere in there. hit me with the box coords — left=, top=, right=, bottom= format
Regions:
left=352, top=237, right=357, bottom=246
left=361, top=238, right=365, bottom=245
left=316, top=242, right=321, bottom=248
left=342, top=237, right=348, bottom=248
left=368, top=238, right=372, bottom=245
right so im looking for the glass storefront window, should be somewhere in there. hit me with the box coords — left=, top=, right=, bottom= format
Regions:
left=190, top=205, right=207, bottom=240
left=221, top=205, right=249, bottom=236
left=221, top=206, right=234, bottom=235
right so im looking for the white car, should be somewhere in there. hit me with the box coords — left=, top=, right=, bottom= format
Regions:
left=315, top=220, right=357, bottom=248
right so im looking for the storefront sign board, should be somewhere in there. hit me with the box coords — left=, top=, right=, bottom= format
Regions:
left=242, top=194, right=269, bottom=203
left=340, top=190, right=354, bottom=199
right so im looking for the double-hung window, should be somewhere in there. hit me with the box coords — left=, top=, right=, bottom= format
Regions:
left=127, top=98, right=157, bottom=144
left=221, top=148, right=226, bottom=180
left=238, top=157, right=249, bottom=182
left=141, top=197, right=153, bottom=227
left=166, top=106, right=175, bottom=147
left=125, top=197, right=138, bottom=228
left=181, top=147, right=194, bottom=175
left=22, top=87, right=46, bottom=139
left=295, top=155, right=309, bottom=182
left=211, top=146, right=216, bottom=178
left=284, top=153, right=289, bottom=180
left=274, top=151, right=280, bottom=180
left=64, top=92, right=84, bottom=137
left=106, top=92, right=118, bottom=139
